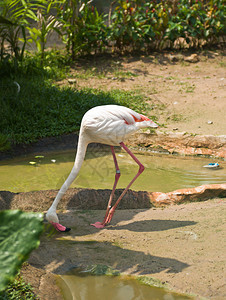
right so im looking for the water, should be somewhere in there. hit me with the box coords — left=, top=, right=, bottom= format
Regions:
left=0, top=150, right=225, bottom=193
left=58, top=269, right=191, bottom=300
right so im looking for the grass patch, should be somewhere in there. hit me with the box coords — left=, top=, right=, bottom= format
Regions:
left=0, top=52, right=155, bottom=149
left=167, top=114, right=184, bottom=122
left=73, top=68, right=106, bottom=80
left=218, top=61, right=226, bottom=68
left=0, top=272, right=37, bottom=300
left=0, top=79, right=152, bottom=145
left=179, top=83, right=196, bottom=93
left=113, top=70, right=137, bottom=79
left=0, top=133, right=11, bottom=151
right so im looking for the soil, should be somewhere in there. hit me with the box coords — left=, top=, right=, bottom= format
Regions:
left=4, top=51, right=226, bottom=299
left=66, top=50, right=226, bottom=136
left=20, top=198, right=226, bottom=300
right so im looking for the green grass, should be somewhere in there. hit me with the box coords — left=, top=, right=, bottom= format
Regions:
left=218, top=61, right=226, bottom=68
left=167, top=114, right=184, bottom=122
left=0, top=80, right=151, bottom=145
left=73, top=68, right=106, bottom=80
left=0, top=52, right=154, bottom=148
left=113, top=70, right=138, bottom=79
left=0, top=273, right=38, bottom=300
left=178, top=83, right=196, bottom=93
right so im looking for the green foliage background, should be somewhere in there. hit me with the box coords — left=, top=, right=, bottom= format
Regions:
left=0, top=0, right=225, bottom=61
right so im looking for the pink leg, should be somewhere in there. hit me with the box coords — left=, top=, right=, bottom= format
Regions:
left=91, top=146, right=121, bottom=228
left=92, top=142, right=144, bottom=228
left=105, top=142, right=144, bottom=224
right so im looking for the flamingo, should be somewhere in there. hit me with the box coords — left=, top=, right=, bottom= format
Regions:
left=46, top=105, right=158, bottom=232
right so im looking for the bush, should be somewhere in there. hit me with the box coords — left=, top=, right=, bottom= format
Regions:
left=72, top=4, right=109, bottom=56
left=109, top=0, right=226, bottom=52
left=165, top=0, right=226, bottom=49
left=1, top=1, right=225, bottom=62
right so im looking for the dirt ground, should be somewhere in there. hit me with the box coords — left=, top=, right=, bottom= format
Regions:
left=16, top=51, right=226, bottom=299
left=21, top=198, right=226, bottom=300
left=66, top=50, right=226, bottom=136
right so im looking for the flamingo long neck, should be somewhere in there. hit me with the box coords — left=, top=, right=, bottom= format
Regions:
left=50, top=134, right=88, bottom=211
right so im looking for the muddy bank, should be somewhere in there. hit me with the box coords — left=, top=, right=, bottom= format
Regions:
left=129, top=131, right=226, bottom=159
left=0, top=133, right=80, bottom=161
left=0, top=130, right=225, bottom=162
left=1, top=184, right=225, bottom=212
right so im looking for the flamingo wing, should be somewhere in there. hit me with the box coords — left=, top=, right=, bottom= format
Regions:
left=104, top=105, right=154, bottom=125
left=88, top=105, right=149, bottom=124
left=82, top=105, right=157, bottom=145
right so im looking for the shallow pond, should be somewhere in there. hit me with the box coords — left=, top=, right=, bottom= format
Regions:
left=58, top=268, right=192, bottom=300
left=0, top=150, right=225, bottom=193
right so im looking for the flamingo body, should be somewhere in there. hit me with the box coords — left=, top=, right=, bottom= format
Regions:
left=46, top=105, right=158, bottom=231
left=81, top=105, right=157, bottom=145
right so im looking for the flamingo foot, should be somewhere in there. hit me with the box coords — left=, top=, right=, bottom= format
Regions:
left=51, top=222, right=71, bottom=232
left=90, top=222, right=106, bottom=229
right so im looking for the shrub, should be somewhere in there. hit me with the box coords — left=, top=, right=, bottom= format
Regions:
left=72, top=4, right=109, bottom=56
left=109, top=0, right=225, bottom=52
left=0, top=1, right=225, bottom=59
left=109, top=1, right=146, bottom=51
left=56, top=0, right=108, bottom=58
left=0, top=0, right=41, bottom=65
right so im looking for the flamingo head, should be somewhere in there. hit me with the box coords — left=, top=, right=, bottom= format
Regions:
left=149, top=120, right=158, bottom=128
left=46, top=209, right=71, bottom=232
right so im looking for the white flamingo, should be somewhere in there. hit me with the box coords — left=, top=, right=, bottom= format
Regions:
left=46, top=105, right=158, bottom=231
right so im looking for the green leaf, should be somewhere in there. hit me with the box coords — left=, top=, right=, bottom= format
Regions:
left=0, top=210, right=43, bottom=292
left=0, top=16, right=15, bottom=26
left=26, top=9, right=37, bottom=20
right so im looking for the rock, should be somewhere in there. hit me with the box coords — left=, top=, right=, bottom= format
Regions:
left=67, top=78, right=77, bottom=84
left=150, top=184, right=226, bottom=206
left=184, top=54, right=199, bottom=63
left=127, top=132, right=226, bottom=158
left=168, top=54, right=179, bottom=62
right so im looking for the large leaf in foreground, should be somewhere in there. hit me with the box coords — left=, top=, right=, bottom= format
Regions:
left=0, top=210, right=43, bottom=291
